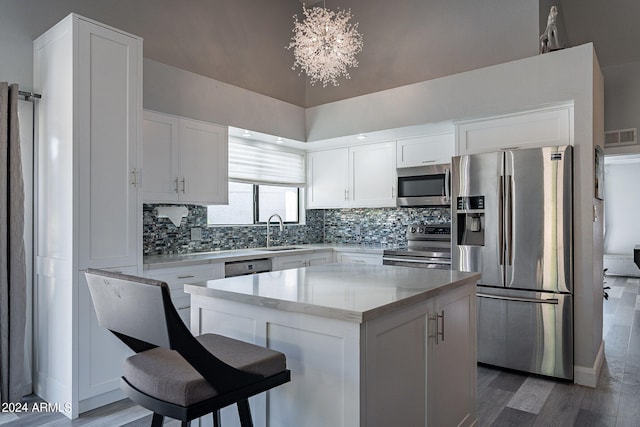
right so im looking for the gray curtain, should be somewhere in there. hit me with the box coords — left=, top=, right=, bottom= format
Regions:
left=0, top=82, right=26, bottom=403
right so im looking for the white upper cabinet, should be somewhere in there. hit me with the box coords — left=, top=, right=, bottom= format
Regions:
left=350, top=142, right=397, bottom=207
left=142, top=112, right=179, bottom=202
left=307, top=148, right=350, bottom=208
left=179, top=118, right=228, bottom=204
left=396, top=133, right=455, bottom=168
left=456, top=104, right=574, bottom=155
left=76, top=19, right=141, bottom=270
left=307, top=142, right=397, bottom=209
left=143, top=110, right=228, bottom=205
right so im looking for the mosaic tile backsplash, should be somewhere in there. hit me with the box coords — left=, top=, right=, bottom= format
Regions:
left=143, top=204, right=450, bottom=255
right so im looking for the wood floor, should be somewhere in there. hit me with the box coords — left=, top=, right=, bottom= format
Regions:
left=1, top=275, right=638, bottom=427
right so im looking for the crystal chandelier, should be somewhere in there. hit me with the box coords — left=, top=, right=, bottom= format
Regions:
left=286, top=2, right=363, bottom=87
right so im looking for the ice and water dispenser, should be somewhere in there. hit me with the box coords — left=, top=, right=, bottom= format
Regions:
left=456, top=196, right=485, bottom=246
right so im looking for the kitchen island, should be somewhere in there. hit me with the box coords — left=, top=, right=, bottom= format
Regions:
left=185, top=264, right=480, bottom=427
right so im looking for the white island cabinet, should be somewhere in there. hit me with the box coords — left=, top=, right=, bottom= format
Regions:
left=186, top=265, right=479, bottom=427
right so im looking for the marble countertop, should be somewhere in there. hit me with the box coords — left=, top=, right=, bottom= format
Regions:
left=185, top=264, right=480, bottom=323
left=144, top=243, right=390, bottom=270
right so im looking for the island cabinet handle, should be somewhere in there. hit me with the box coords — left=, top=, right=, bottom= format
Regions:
left=430, top=311, right=445, bottom=344
left=177, top=275, right=195, bottom=279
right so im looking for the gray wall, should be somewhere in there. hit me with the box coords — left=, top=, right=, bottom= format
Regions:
left=144, top=59, right=307, bottom=141
left=603, top=61, right=640, bottom=155
left=0, top=0, right=305, bottom=104
left=604, top=159, right=640, bottom=257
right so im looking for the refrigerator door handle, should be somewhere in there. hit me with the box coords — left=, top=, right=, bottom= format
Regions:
left=477, top=293, right=559, bottom=305
left=506, top=175, right=513, bottom=266
left=499, top=175, right=504, bottom=266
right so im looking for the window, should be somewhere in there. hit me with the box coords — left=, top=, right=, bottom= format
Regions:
left=257, top=185, right=299, bottom=223
left=208, top=182, right=300, bottom=225
left=207, top=134, right=305, bottom=225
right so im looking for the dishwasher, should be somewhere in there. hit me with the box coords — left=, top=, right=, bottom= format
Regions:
left=224, top=258, right=272, bottom=277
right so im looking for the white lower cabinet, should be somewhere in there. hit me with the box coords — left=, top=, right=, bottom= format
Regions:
left=335, top=252, right=382, bottom=265
left=143, top=263, right=225, bottom=326
left=272, top=251, right=334, bottom=271
left=428, top=282, right=477, bottom=427
left=364, top=281, right=477, bottom=427
left=189, top=275, right=477, bottom=426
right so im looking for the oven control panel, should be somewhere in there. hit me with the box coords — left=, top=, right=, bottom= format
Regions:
left=406, top=223, right=451, bottom=241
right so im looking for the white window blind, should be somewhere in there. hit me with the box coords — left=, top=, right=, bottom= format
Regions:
left=228, top=137, right=305, bottom=185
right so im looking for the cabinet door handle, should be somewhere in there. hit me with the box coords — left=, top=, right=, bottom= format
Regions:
left=344, top=189, right=349, bottom=200
left=421, top=160, right=435, bottom=164
left=174, top=177, right=180, bottom=193
left=430, top=310, right=445, bottom=344
left=391, top=186, right=395, bottom=198
left=177, top=275, right=195, bottom=279
left=181, top=177, right=186, bottom=193
left=130, top=169, right=138, bottom=187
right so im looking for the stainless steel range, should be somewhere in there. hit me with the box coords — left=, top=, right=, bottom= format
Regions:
left=383, top=224, right=451, bottom=269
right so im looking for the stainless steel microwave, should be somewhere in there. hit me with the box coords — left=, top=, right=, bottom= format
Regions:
left=396, top=163, right=450, bottom=207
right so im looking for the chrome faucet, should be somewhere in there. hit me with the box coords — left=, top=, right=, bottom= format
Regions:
left=266, top=213, right=284, bottom=248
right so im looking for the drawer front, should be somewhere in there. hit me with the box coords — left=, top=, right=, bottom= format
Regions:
left=144, top=264, right=223, bottom=307
left=145, top=264, right=221, bottom=286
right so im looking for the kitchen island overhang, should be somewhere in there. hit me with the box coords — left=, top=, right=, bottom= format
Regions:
left=185, top=264, right=480, bottom=427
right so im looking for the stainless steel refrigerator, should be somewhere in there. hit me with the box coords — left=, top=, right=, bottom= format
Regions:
left=451, top=145, right=573, bottom=380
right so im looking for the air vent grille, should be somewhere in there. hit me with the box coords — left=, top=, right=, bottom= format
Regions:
left=605, top=128, right=637, bottom=147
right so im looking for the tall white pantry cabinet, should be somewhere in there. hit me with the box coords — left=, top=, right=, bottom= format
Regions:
left=33, top=14, right=142, bottom=418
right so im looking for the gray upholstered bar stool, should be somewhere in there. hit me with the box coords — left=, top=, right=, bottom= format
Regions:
left=85, top=269, right=290, bottom=427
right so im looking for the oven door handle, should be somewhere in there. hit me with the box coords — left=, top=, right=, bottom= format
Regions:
left=383, top=257, right=451, bottom=265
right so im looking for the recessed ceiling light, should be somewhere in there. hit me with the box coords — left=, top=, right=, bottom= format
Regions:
left=356, top=134, right=367, bottom=140
left=242, top=130, right=252, bottom=138
left=276, top=137, right=284, bottom=144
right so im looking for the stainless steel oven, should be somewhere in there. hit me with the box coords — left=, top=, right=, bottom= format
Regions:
left=396, top=163, right=451, bottom=207
left=383, top=224, right=451, bottom=269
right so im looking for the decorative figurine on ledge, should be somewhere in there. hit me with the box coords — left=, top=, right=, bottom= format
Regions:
left=539, top=5, right=564, bottom=54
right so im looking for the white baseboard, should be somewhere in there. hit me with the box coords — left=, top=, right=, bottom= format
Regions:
left=573, top=339, right=605, bottom=388
left=604, top=255, right=640, bottom=277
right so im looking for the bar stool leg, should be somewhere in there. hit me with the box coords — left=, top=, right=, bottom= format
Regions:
left=237, top=399, right=253, bottom=427
left=213, top=410, right=222, bottom=427
left=151, top=413, right=164, bottom=427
